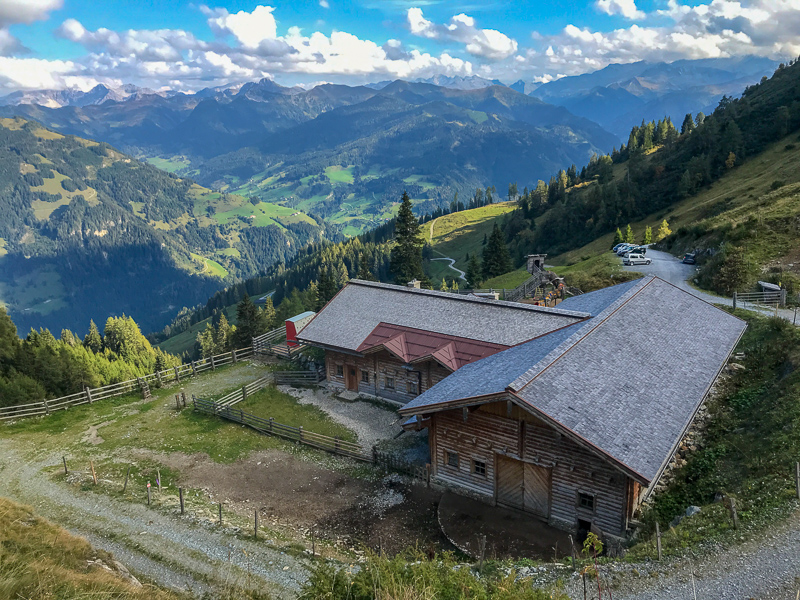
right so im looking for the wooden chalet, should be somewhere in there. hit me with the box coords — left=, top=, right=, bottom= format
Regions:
left=296, top=279, right=589, bottom=404
left=398, top=276, right=746, bottom=539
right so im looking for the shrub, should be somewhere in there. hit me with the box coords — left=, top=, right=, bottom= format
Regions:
left=770, top=180, right=786, bottom=191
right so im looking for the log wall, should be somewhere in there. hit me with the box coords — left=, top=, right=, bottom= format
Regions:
left=429, top=399, right=635, bottom=537
left=324, top=349, right=450, bottom=405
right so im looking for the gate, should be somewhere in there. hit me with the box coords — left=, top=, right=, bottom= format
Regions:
left=495, top=455, right=551, bottom=518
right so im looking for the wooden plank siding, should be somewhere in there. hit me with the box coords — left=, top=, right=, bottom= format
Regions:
left=428, top=399, right=637, bottom=537
left=324, top=349, right=451, bottom=405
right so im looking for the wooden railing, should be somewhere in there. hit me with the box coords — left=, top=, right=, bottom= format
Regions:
left=0, top=346, right=253, bottom=421
left=252, top=327, right=306, bottom=359
left=193, top=397, right=369, bottom=461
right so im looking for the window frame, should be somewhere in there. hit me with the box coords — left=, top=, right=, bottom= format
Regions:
left=406, top=379, right=418, bottom=395
left=361, top=370, right=369, bottom=383
left=445, top=450, right=459, bottom=469
left=471, top=458, right=486, bottom=477
left=577, top=492, right=596, bottom=512
left=385, top=376, right=395, bottom=389
left=336, top=364, right=344, bottom=378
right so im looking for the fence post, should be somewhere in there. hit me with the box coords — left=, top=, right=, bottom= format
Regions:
left=269, top=417, right=274, bottom=433
left=781, top=289, right=788, bottom=307
left=156, top=371, right=163, bottom=387
left=85, top=386, right=93, bottom=404
left=44, top=399, right=50, bottom=415
left=191, top=360, right=198, bottom=376
left=732, top=291, right=737, bottom=310
left=63, top=456, right=68, bottom=475
left=211, top=355, right=216, bottom=371
left=179, top=487, right=184, bottom=514
left=254, top=509, right=258, bottom=539
left=242, top=385, right=248, bottom=402
left=90, top=461, right=97, bottom=485
left=232, top=349, right=237, bottom=364
left=334, top=436, right=340, bottom=454
left=655, top=521, right=662, bottom=560
left=218, top=502, right=223, bottom=526
left=174, top=366, right=181, bottom=383
left=372, top=446, right=378, bottom=464
left=181, top=392, right=187, bottom=407
left=298, top=426, right=303, bottom=442
left=729, top=497, right=739, bottom=529
left=147, top=482, right=151, bottom=505
left=795, top=462, right=800, bottom=500
left=426, top=463, right=431, bottom=488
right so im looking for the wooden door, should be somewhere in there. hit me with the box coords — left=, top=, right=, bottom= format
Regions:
left=496, top=455, right=524, bottom=510
left=345, top=365, right=358, bottom=391
left=523, top=463, right=551, bottom=518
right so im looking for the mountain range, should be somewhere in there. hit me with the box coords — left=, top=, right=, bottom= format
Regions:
left=529, top=56, right=777, bottom=138
left=0, top=78, right=617, bottom=234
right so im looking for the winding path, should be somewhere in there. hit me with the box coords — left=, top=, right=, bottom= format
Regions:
left=431, top=256, right=466, bottom=282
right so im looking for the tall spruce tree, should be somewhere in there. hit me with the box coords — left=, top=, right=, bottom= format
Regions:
left=465, top=254, right=482, bottom=289
left=316, top=267, right=338, bottom=310
left=624, top=224, right=635, bottom=244
left=389, top=192, right=425, bottom=285
left=612, top=227, right=624, bottom=246
left=357, top=252, right=377, bottom=281
left=234, top=294, right=265, bottom=348
left=482, top=223, right=512, bottom=279
left=83, top=320, right=103, bottom=353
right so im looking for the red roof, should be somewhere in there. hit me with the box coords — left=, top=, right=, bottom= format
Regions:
left=356, top=323, right=509, bottom=371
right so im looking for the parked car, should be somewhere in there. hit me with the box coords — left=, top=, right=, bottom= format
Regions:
left=682, top=253, right=697, bottom=264
left=612, top=243, right=628, bottom=252
left=624, top=253, right=652, bottom=266
left=622, top=246, right=648, bottom=257
left=617, top=244, right=640, bottom=256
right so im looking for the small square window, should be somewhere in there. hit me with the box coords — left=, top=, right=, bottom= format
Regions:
left=336, top=365, right=344, bottom=377
left=578, top=493, right=595, bottom=511
left=446, top=450, right=459, bottom=468
left=472, top=459, right=486, bottom=476
left=407, top=380, right=418, bottom=395
left=385, top=376, right=395, bottom=389
left=361, top=370, right=369, bottom=383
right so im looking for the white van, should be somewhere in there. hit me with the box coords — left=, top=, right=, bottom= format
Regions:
left=623, top=253, right=651, bottom=266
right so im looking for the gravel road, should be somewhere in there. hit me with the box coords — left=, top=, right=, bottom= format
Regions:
left=431, top=257, right=467, bottom=281
left=622, top=249, right=799, bottom=323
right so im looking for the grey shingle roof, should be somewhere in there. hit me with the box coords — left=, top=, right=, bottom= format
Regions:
left=400, top=276, right=747, bottom=483
left=298, top=279, right=589, bottom=351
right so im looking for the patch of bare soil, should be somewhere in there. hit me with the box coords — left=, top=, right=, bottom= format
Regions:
left=81, top=420, right=115, bottom=445
left=132, top=449, right=450, bottom=555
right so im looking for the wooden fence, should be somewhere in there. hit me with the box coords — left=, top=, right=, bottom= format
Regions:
left=252, top=327, right=306, bottom=359
left=0, top=346, right=253, bottom=421
left=193, top=397, right=368, bottom=461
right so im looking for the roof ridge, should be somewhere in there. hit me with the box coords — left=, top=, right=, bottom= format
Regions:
left=508, top=276, right=654, bottom=392
left=348, top=279, right=590, bottom=318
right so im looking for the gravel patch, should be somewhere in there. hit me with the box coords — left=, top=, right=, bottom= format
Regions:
left=276, top=385, right=402, bottom=447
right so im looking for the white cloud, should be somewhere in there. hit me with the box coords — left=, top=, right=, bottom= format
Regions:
left=595, top=0, right=645, bottom=20
left=407, top=8, right=518, bottom=60
left=0, top=0, right=62, bottom=26
left=204, top=5, right=278, bottom=49
left=319, top=0, right=330, bottom=8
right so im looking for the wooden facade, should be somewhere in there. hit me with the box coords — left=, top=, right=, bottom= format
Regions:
left=325, top=349, right=451, bottom=404
left=428, top=400, right=641, bottom=538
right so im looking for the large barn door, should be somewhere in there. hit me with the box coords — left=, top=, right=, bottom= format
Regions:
left=496, top=455, right=524, bottom=510
left=523, top=463, right=551, bottom=518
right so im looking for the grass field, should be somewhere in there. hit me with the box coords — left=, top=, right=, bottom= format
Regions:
left=0, top=264, right=67, bottom=316
left=145, top=155, right=190, bottom=173
left=325, top=165, right=354, bottom=184
left=30, top=170, right=99, bottom=219
left=236, top=386, right=356, bottom=442
left=482, top=269, right=531, bottom=289
left=190, top=252, right=229, bottom=278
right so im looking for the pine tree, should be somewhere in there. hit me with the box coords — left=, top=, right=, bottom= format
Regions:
left=316, top=267, right=338, bottom=311
left=642, top=226, right=653, bottom=245
left=83, top=320, right=103, bottom=354
left=465, top=254, right=482, bottom=289
left=613, top=227, right=624, bottom=246
left=482, top=223, right=512, bottom=279
left=234, top=294, right=265, bottom=348
left=389, top=192, right=425, bottom=285
left=656, top=219, right=672, bottom=241
left=197, top=323, right=217, bottom=358
left=624, top=224, right=635, bottom=244
left=356, top=252, right=377, bottom=281
left=681, top=113, right=695, bottom=135
left=440, top=278, right=449, bottom=292
left=450, top=280, right=459, bottom=293
left=215, top=314, right=233, bottom=351
left=261, top=296, right=276, bottom=329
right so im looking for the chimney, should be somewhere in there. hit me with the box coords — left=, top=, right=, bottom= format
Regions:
left=407, top=279, right=421, bottom=289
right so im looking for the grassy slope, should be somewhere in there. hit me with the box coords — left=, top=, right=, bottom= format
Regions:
left=0, top=496, right=178, bottom=600
left=157, top=304, right=237, bottom=356
left=425, top=202, right=517, bottom=282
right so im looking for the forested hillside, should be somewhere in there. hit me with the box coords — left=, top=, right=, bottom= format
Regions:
left=0, top=117, right=336, bottom=334
left=497, top=60, right=800, bottom=272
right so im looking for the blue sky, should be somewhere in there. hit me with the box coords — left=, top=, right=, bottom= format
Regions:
left=0, top=0, right=794, bottom=93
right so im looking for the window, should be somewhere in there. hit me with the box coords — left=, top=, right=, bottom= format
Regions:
left=446, top=450, right=459, bottom=468
left=385, top=376, right=395, bottom=389
left=472, top=459, right=486, bottom=476
left=361, top=370, right=369, bottom=383
left=336, top=365, right=344, bottom=377
left=407, top=380, right=418, bottom=395
left=578, top=493, right=596, bottom=511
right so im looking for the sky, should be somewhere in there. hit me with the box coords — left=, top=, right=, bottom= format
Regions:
left=0, top=0, right=798, bottom=94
